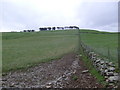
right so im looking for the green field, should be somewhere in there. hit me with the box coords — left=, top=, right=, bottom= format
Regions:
left=2, top=30, right=78, bottom=73
left=80, top=29, right=118, bottom=65
left=2, top=29, right=118, bottom=73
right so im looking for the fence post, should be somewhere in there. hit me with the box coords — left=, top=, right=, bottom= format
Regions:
left=78, top=29, right=81, bottom=54
left=108, top=47, right=111, bottom=62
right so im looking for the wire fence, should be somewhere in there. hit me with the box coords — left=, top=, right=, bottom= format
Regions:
left=76, top=29, right=118, bottom=67
left=79, top=40, right=118, bottom=67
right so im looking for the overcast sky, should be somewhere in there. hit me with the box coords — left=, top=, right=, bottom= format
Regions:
left=0, top=0, right=119, bottom=32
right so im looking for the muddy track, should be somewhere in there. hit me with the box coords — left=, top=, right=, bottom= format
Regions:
left=2, top=53, right=103, bottom=88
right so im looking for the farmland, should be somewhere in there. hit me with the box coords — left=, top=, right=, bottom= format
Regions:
left=2, top=30, right=118, bottom=73
left=80, top=29, right=118, bottom=66
left=2, top=30, right=78, bottom=73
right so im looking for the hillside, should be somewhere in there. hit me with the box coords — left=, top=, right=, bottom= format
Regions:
left=2, top=30, right=78, bottom=72
left=2, top=29, right=118, bottom=88
left=2, top=29, right=118, bottom=72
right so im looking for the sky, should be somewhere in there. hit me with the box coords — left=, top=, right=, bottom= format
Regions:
left=0, top=0, right=119, bottom=32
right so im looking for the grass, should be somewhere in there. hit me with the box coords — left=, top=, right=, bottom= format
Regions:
left=78, top=29, right=118, bottom=86
left=72, top=75, right=78, bottom=81
left=80, top=29, right=118, bottom=66
left=2, top=29, right=118, bottom=73
left=2, top=30, right=78, bottom=73
left=79, top=46, right=107, bottom=86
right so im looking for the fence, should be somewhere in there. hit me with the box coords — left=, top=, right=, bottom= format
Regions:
left=78, top=30, right=118, bottom=63
left=77, top=31, right=119, bottom=87
left=79, top=40, right=118, bottom=66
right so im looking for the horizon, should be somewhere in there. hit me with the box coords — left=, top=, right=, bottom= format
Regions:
left=1, top=28, right=119, bottom=33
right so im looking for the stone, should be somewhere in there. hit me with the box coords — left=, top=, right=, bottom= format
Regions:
left=94, top=86, right=97, bottom=88
left=66, top=82, right=69, bottom=85
left=92, top=58, right=97, bottom=62
left=100, top=69, right=105, bottom=75
left=105, top=69, right=108, bottom=73
left=92, top=56, right=96, bottom=59
left=99, top=61, right=105, bottom=65
left=64, top=77, right=69, bottom=81
left=108, top=83, right=114, bottom=87
left=105, top=76, right=108, bottom=79
left=105, top=61, right=109, bottom=64
left=82, top=70, right=89, bottom=73
left=93, top=53, right=97, bottom=56
left=106, top=72, right=114, bottom=76
left=108, top=76, right=119, bottom=82
left=114, top=73, right=118, bottom=76
left=108, top=62, right=115, bottom=67
left=108, top=67, right=115, bottom=71
left=95, top=59, right=100, bottom=64
left=46, top=85, right=52, bottom=88
left=48, top=82, right=52, bottom=85
left=10, top=83, right=15, bottom=87
left=96, top=63, right=101, bottom=67
left=106, top=79, right=109, bottom=82
left=104, top=70, right=108, bottom=75
left=87, top=76, right=90, bottom=79
left=100, top=65, right=107, bottom=69
left=62, top=75, right=66, bottom=78
left=73, top=70, right=76, bottom=74
left=114, top=86, right=118, bottom=88
left=95, top=63, right=100, bottom=67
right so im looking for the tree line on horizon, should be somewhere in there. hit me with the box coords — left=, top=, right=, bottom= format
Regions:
left=23, top=26, right=79, bottom=32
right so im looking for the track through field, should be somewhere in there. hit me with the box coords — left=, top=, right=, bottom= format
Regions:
left=2, top=53, right=103, bottom=88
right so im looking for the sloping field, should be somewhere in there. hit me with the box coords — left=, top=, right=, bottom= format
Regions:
left=2, top=30, right=78, bottom=73
left=2, top=29, right=118, bottom=73
left=80, top=29, right=118, bottom=66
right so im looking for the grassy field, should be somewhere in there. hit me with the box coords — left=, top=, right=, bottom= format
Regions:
left=80, top=29, right=118, bottom=65
left=2, top=30, right=78, bottom=73
left=2, top=29, right=118, bottom=73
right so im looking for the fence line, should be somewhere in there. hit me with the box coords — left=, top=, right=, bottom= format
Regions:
left=79, top=41, right=119, bottom=87
left=80, top=41, right=118, bottom=64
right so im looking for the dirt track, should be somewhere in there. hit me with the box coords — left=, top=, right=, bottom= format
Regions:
left=2, top=53, right=103, bottom=88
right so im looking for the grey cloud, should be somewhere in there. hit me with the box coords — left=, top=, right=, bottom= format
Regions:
left=0, top=0, right=118, bottom=32
left=77, top=2, right=118, bottom=28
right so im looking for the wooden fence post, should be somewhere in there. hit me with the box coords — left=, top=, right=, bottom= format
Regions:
left=108, top=47, right=111, bottom=62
